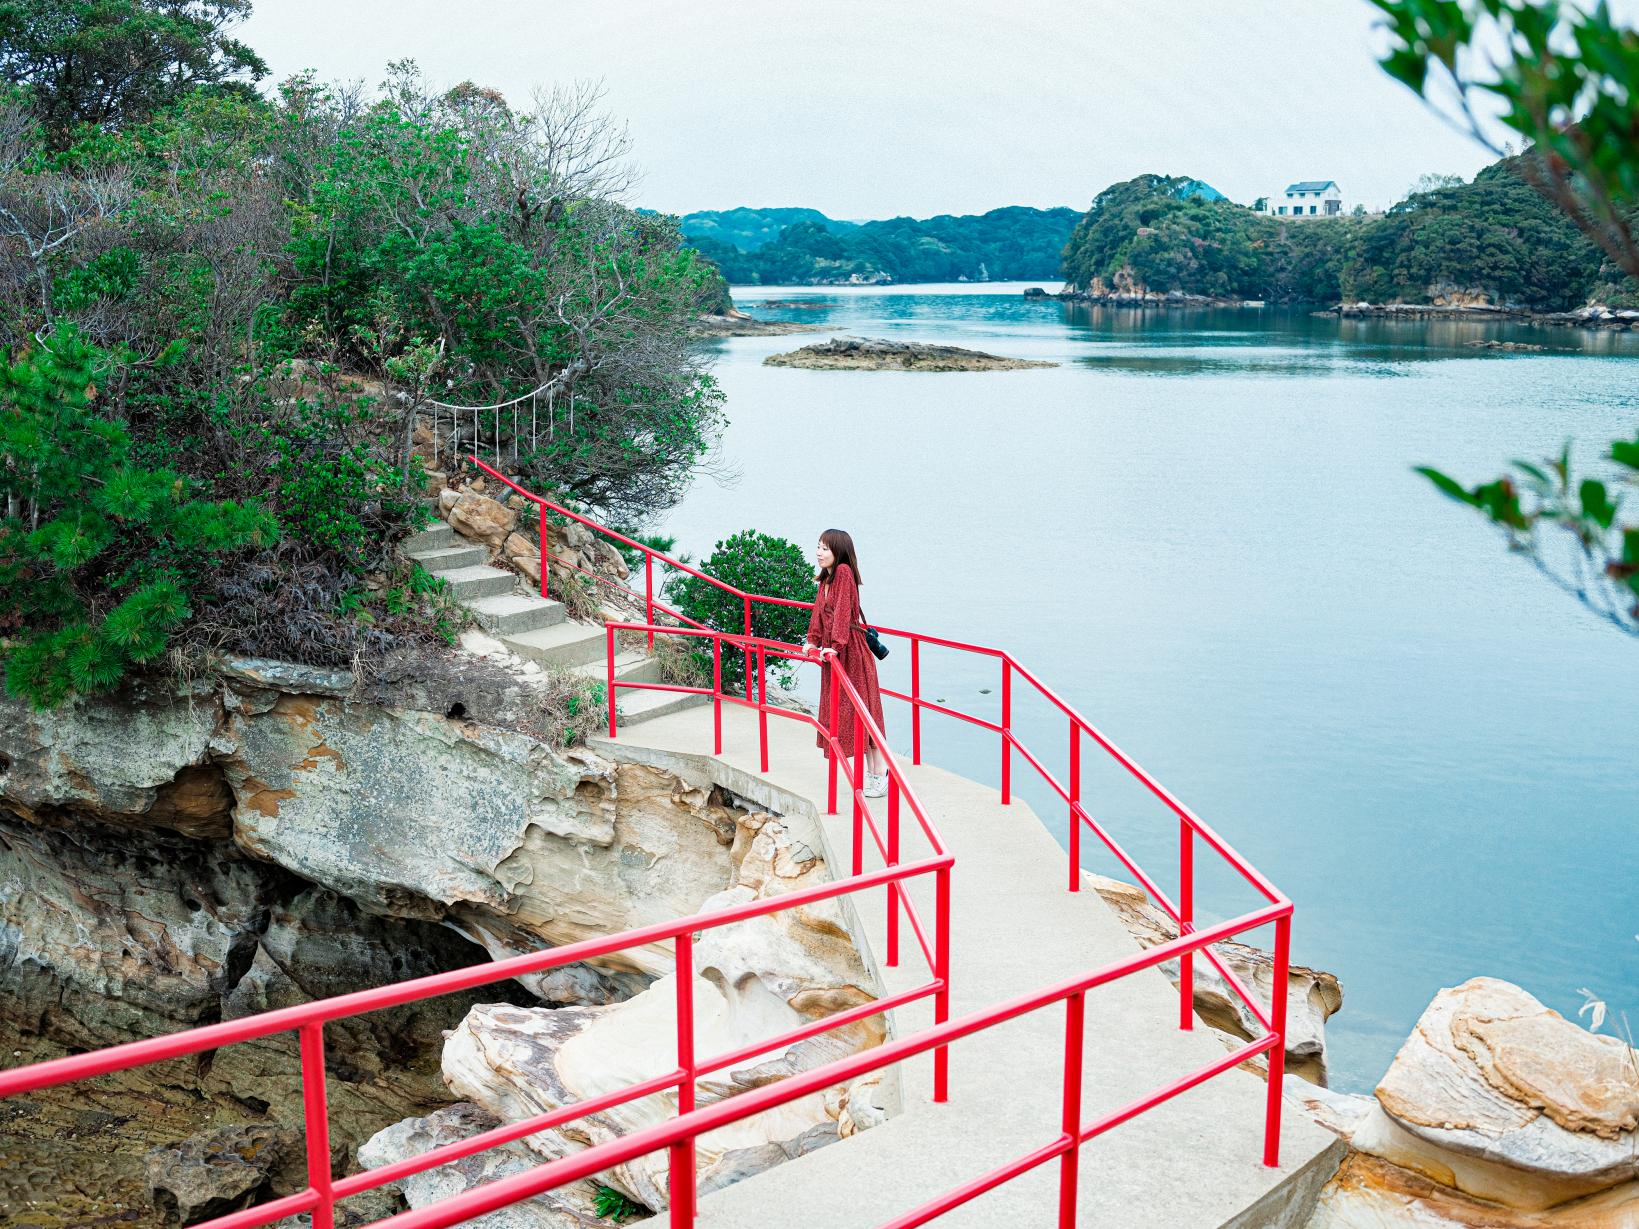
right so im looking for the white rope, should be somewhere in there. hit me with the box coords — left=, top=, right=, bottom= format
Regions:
left=422, top=374, right=561, bottom=414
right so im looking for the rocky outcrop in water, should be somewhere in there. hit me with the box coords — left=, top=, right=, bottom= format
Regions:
left=764, top=336, right=1057, bottom=371
left=1293, top=978, right=1639, bottom=1227
left=1085, top=872, right=1343, bottom=1084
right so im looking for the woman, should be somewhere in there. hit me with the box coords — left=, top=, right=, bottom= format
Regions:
left=806, top=529, right=889, bottom=798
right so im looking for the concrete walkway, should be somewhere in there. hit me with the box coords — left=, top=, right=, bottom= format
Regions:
left=591, top=703, right=1341, bottom=1229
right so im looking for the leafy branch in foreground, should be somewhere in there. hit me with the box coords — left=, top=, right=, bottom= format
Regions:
left=1375, top=1, right=1639, bottom=635
left=1370, top=0, right=1639, bottom=281
left=1417, top=435, right=1639, bottom=634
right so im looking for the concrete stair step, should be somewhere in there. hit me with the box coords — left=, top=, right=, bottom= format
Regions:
left=500, top=620, right=610, bottom=669
left=403, top=524, right=457, bottom=554
left=409, top=544, right=487, bottom=573
left=616, top=686, right=710, bottom=727
left=576, top=651, right=664, bottom=685
left=468, top=593, right=566, bottom=635
left=434, top=564, right=517, bottom=601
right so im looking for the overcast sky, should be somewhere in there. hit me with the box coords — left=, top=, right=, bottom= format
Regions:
left=241, top=1, right=1544, bottom=218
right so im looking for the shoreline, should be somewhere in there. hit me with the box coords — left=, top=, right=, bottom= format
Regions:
left=1023, top=288, right=1639, bottom=332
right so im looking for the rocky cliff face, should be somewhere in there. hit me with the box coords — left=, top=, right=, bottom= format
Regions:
left=0, top=654, right=881, bottom=1226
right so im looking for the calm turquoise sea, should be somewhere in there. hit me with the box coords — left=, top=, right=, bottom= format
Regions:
left=670, top=283, right=1639, bottom=1093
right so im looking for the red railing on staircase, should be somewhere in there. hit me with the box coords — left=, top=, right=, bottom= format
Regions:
left=0, top=458, right=1295, bottom=1229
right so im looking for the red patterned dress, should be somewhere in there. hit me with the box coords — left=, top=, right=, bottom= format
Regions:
left=806, top=563, right=886, bottom=758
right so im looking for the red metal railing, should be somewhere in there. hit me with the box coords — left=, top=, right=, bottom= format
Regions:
left=1, top=458, right=1295, bottom=1229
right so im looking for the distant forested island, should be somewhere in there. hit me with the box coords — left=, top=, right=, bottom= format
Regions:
left=683, top=206, right=1080, bottom=285
left=1060, top=157, right=1632, bottom=310
left=685, top=155, right=1633, bottom=311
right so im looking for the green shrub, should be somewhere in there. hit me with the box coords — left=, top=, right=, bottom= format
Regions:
left=0, top=329, right=277, bottom=706
left=665, top=530, right=816, bottom=689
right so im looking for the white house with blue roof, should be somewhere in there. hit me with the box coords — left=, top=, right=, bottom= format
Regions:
left=1260, top=180, right=1344, bottom=217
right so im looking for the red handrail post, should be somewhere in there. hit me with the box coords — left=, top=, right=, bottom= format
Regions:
left=645, top=554, right=655, bottom=651
left=741, top=595, right=753, bottom=702
left=1068, top=723, right=1081, bottom=893
left=851, top=718, right=865, bottom=878
left=712, top=638, right=722, bottom=757
left=933, top=865, right=951, bottom=1102
left=1179, top=820, right=1195, bottom=1032
left=547, top=501, right=560, bottom=603
left=1262, top=913, right=1291, bottom=1168
left=886, top=773, right=900, bottom=969
left=1056, top=991, right=1086, bottom=1229
left=606, top=626, right=618, bottom=739
left=671, top=931, right=698, bottom=1226
left=1000, top=659, right=1012, bottom=805
left=757, top=646, right=769, bottom=774
left=299, top=1022, right=336, bottom=1229
left=825, top=659, right=841, bottom=815
left=910, top=637, right=922, bottom=766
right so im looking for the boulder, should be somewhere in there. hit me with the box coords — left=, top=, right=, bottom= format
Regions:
left=1362, top=979, right=1638, bottom=1209
left=503, top=532, right=537, bottom=561
left=448, top=490, right=519, bottom=548
left=513, top=554, right=542, bottom=586
left=358, top=1103, right=605, bottom=1228
left=1293, top=979, right=1639, bottom=1225
left=1085, top=872, right=1342, bottom=1080
left=145, top=1123, right=297, bottom=1225
left=438, top=488, right=461, bottom=516
left=441, top=808, right=884, bottom=1211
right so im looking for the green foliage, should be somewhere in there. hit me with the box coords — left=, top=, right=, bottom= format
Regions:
left=694, top=207, right=1081, bottom=285
left=246, top=379, right=422, bottom=574
left=1418, top=438, right=1639, bottom=634
left=1369, top=0, right=1639, bottom=283
left=591, top=1184, right=646, bottom=1222
left=0, top=0, right=267, bottom=147
left=0, top=329, right=276, bottom=706
left=1059, top=164, right=1610, bottom=308
left=274, top=66, right=725, bottom=520
left=607, top=528, right=677, bottom=575
left=665, top=530, right=816, bottom=688
left=1377, top=1, right=1639, bottom=637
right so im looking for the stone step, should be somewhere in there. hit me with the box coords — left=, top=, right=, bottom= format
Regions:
left=500, top=620, right=610, bottom=669
left=616, top=686, right=710, bottom=727
left=434, top=564, right=517, bottom=601
left=576, top=651, right=664, bottom=686
left=403, top=523, right=457, bottom=554
left=409, top=544, right=487, bottom=573
left=468, top=593, right=567, bottom=635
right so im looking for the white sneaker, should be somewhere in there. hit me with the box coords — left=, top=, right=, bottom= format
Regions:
left=863, top=772, right=888, bottom=799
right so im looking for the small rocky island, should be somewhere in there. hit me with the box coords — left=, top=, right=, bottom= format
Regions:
left=692, top=309, right=829, bottom=337
left=765, top=336, right=1058, bottom=371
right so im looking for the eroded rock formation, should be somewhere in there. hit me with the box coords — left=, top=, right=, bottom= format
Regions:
left=438, top=806, right=887, bottom=1213
left=0, top=657, right=883, bottom=1226
left=764, top=336, right=1058, bottom=371
left=1085, top=872, right=1343, bottom=1083
left=1293, top=978, right=1639, bottom=1227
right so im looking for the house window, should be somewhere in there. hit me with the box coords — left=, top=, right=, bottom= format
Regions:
left=1277, top=206, right=1287, bottom=215
left=1309, top=205, right=1317, bottom=215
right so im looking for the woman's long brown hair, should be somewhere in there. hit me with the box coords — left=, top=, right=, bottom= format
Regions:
left=818, top=528, right=862, bottom=586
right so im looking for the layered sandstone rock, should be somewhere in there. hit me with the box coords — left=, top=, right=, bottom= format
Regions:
left=441, top=807, right=886, bottom=1213
left=1294, top=978, right=1639, bottom=1227
left=1085, top=872, right=1343, bottom=1081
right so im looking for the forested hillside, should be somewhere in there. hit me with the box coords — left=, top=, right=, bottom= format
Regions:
left=692, top=206, right=1080, bottom=284
left=0, top=4, right=723, bottom=706
left=1060, top=160, right=1621, bottom=308
left=679, top=206, right=857, bottom=251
